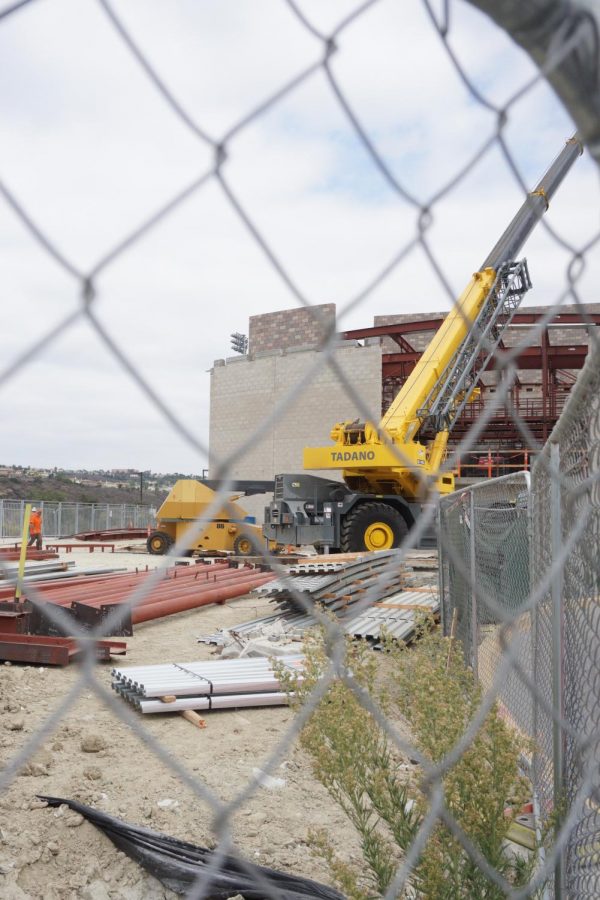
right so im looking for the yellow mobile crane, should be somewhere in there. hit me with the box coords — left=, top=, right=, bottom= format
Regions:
left=263, top=136, right=583, bottom=553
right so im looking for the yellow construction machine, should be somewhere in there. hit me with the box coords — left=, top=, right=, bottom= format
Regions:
left=263, top=135, right=583, bottom=553
left=147, top=479, right=273, bottom=556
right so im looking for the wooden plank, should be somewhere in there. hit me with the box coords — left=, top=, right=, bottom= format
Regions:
left=182, top=710, right=207, bottom=729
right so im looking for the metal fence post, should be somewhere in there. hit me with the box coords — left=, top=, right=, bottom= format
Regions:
left=57, top=502, right=62, bottom=538
left=470, top=490, right=478, bottom=677
left=551, top=441, right=565, bottom=897
left=0, top=500, right=3, bottom=538
left=438, top=502, right=446, bottom=633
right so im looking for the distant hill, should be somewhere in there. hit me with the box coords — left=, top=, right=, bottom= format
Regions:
left=0, top=473, right=167, bottom=508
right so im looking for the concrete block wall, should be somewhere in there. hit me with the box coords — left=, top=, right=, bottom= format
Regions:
left=209, top=344, right=382, bottom=494
left=249, top=303, right=335, bottom=354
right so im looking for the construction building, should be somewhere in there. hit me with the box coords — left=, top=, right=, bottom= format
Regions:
left=209, top=302, right=600, bottom=488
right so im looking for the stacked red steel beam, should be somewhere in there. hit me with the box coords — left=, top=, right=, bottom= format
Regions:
left=0, top=563, right=274, bottom=624
left=0, top=570, right=127, bottom=603
left=0, top=548, right=59, bottom=561
left=0, top=634, right=127, bottom=666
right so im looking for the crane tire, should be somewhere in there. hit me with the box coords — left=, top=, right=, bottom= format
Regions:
left=233, top=534, right=260, bottom=557
left=340, top=502, right=408, bottom=553
left=147, top=531, right=173, bottom=555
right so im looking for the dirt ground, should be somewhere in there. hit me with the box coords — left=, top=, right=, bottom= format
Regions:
left=0, top=548, right=376, bottom=900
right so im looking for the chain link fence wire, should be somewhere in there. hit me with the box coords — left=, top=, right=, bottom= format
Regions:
left=531, top=342, right=600, bottom=897
left=1, top=0, right=600, bottom=897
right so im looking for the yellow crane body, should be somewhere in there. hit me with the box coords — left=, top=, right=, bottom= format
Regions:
left=303, top=269, right=497, bottom=499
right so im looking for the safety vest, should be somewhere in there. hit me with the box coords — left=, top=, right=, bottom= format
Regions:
left=29, top=512, right=42, bottom=534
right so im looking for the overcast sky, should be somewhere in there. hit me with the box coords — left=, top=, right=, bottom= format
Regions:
left=1, top=0, right=598, bottom=474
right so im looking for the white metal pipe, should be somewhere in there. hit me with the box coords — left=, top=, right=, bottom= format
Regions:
left=140, top=676, right=303, bottom=698
left=138, top=691, right=291, bottom=713
left=112, top=654, right=303, bottom=675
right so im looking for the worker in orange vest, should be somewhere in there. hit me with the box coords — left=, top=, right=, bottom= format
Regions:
left=28, top=507, right=43, bottom=550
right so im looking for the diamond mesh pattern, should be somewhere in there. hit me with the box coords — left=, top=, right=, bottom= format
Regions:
left=1, top=1, right=600, bottom=897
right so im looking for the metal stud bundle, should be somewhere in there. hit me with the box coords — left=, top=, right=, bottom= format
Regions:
left=112, top=654, right=304, bottom=714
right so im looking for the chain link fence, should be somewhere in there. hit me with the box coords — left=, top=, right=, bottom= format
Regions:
left=0, top=500, right=155, bottom=539
left=531, top=342, right=600, bottom=897
left=439, top=471, right=533, bottom=740
left=1, top=0, right=600, bottom=897
left=440, top=341, right=600, bottom=897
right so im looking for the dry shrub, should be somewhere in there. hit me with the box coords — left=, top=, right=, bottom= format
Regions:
left=279, top=620, right=534, bottom=898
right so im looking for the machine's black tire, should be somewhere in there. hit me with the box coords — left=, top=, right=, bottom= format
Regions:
left=340, top=503, right=408, bottom=553
left=233, top=533, right=260, bottom=557
left=147, top=532, right=173, bottom=555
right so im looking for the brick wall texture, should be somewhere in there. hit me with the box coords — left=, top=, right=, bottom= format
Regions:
left=249, top=304, right=335, bottom=354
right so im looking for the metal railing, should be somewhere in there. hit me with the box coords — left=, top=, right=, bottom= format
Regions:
left=455, top=448, right=538, bottom=478
left=0, top=500, right=155, bottom=539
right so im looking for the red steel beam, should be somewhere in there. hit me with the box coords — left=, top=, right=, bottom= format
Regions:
left=0, top=564, right=274, bottom=626
left=542, top=329, right=549, bottom=441
left=382, top=344, right=589, bottom=378
left=78, top=568, right=263, bottom=608
left=14, top=563, right=238, bottom=608
left=0, top=549, right=59, bottom=561
left=131, top=573, right=273, bottom=624
left=0, top=570, right=152, bottom=604
left=73, top=529, right=148, bottom=541
left=342, top=311, right=600, bottom=341
left=0, top=563, right=235, bottom=607
left=0, top=634, right=127, bottom=666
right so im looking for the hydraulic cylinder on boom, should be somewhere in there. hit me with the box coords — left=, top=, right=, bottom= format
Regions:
left=263, top=135, right=583, bottom=553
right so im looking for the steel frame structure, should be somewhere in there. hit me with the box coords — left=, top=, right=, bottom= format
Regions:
left=342, top=310, right=600, bottom=446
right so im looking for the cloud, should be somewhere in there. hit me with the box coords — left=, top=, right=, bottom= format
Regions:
left=0, top=0, right=597, bottom=472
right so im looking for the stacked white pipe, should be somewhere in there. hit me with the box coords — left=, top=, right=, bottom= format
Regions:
left=112, top=655, right=304, bottom=714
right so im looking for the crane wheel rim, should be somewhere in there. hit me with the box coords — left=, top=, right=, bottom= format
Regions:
left=150, top=536, right=165, bottom=551
left=364, top=521, right=394, bottom=551
left=237, top=537, right=252, bottom=554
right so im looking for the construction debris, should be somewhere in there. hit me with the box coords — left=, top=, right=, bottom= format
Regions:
left=112, top=655, right=304, bottom=714
left=200, top=549, right=439, bottom=652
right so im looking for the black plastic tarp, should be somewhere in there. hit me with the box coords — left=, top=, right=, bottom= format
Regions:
left=39, top=796, right=345, bottom=900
